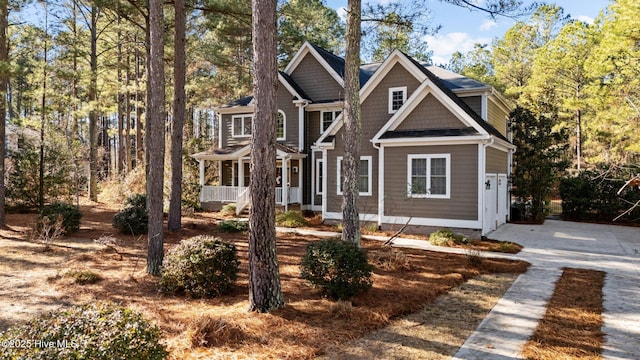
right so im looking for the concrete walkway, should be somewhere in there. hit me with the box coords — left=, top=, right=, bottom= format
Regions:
left=453, top=220, right=640, bottom=360
left=278, top=220, right=640, bottom=359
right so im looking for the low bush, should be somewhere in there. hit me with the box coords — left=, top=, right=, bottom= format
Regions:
left=369, top=248, right=411, bottom=271
left=300, top=239, right=373, bottom=300
left=39, top=202, right=82, bottom=234
left=0, top=302, right=167, bottom=360
left=428, top=228, right=468, bottom=247
left=160, top=236, right=240, bottom=298
left=113, top=194, right=148, bottom=235
left=220, top=203, right=236, bottom=216
left=275, top=210, right=308, bottom=228
left=217, top=219, right=249, bottom=233
left=64, top=269, right=103, bottom=285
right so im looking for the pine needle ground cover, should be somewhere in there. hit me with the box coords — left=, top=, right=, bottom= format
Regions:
left=522, top=268, right=605, bottom=360
left=0, top=203, right=529, bottom=359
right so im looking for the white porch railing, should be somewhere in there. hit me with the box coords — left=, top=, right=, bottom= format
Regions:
left=201, top=186, right=301, bottom=205
left=236, top=187, right=251, bottom=215
left=200, top=186, right=246, bottom=202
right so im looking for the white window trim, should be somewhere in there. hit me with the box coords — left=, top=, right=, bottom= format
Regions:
left=277, top=110, right=286, bottom=141
left=407, top=153, right=451, bottom=199
left=320, top=110, right=341, bottom=133
left=231, top=114, right=253, bottom=138
left=337, top=155, right=372, bottom=196
left=388, top=86, right=407, bottom=114
left=315, top=158, right=324, bottom=195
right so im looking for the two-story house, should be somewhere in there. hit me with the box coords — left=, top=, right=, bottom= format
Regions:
left=193, top=42, right=515, bottom=236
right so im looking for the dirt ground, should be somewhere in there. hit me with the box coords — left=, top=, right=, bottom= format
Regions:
left=0, top=202, right=529, bottom=359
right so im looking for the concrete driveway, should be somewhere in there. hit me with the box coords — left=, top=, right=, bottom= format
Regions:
left=454, top=220, right=640, bottom=360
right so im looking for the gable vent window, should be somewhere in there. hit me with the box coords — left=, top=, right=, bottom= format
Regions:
left=389, top=86, right=407, bottom=114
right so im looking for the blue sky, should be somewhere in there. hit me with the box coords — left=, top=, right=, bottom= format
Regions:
left=326, top=0, right=609, bottom=65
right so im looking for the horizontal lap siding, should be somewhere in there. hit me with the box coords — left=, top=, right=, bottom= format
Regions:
left=488, top=99, right=508, bottom=137
left=384, top=145, right=479, bottom=220
left=486, top=147, right=508, bottom=173
left=461, top=96, right=482, bottom=117
left=290, top=55, right=343, bottom=101
left=396, top=93, right=467, bottom=130
left=326, top=63, right=421, bottom=214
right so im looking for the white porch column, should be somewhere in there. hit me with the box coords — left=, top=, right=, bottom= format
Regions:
left=238, top=158, right=244, bottom=188
left=298, top=158, right=303, bottom=205
left=282, top=156, right=289, bottom=211
left=198, top=160, right=205, bottom=186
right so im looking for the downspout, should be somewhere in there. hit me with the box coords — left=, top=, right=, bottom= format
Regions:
left=480, top=137, right=495, bottom=236
left=372, top=141, right=383, bottom=228
left=296, top=100, right=310, bottom=150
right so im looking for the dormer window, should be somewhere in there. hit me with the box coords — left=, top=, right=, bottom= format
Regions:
left=320, top=110, right=341, bottom=133
left=388, top=86, right=407, bottom=114
left=232, top=114, right=253, bottom=137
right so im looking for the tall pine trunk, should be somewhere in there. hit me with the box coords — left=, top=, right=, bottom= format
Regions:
left=248, top=0, right=284, bottom=313
left=146, top=0, right=166, bottom=275
left=88, top=5, right=98, bottom=202
left=0, top=0, right=7, bottom=226
left=168, top=0, right=185, bottom=231
left=341, top=0, right=362, bottom=246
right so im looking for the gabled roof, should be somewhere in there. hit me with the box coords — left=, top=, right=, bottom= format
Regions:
left=404, top=54, right=508, bottom=142
left=217, top=72, right=310, bottom=110
left=316, top=50, right=510, bottom=146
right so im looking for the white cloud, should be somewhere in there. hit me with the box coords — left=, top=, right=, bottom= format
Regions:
left=480, top=19, right=497, bottom=31
left=424, top=32, right=490, bottom=65
left=577, top=15, right=595, bottom=24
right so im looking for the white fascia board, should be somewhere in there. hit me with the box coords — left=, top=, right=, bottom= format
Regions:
left=376, top=135, right=490, bottom=147
left=278, top=73, right=306, bottom=101
left=321, top=51, right=428, bottom=141
left=306, top=101, right=343, bottom=111
left=283, top=41, right=344, bottom=87
left=371, top=78, right=490, bottom=143
left=371, top=81, right=433, bottom=141
left=488, top=137, right=517, bottom=151
left=316, top=111, right=343, bottom=143
left=324, top=212, right=481, bottom=229
left=452, top=87, right=491, bottom=96
left=359, top=50, right=427, bottom=102
left=488, top=93, right=512, bottom=115
left=216, top=107, right=253, bottom=115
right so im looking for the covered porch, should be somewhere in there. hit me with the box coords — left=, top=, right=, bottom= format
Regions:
left=192, top=143, right=306, bottom=214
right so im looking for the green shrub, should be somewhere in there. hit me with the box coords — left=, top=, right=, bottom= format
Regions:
left=560, top=168, right=640, bottom=222
left=220, top=203, right=236, bottom=216
left=0, top=302, right=167, bottom=360
left=64, top=269, right=103, bottom=285
left=275, top=210, right=308, bottom=228
left=113, top=194, right=148, bottom=235
left=428, top=228, right=468, bottom=246
left=39, top=202, right=82, bottom=234
left=300, top=239, right=373, bottom=300
left=217, top=219, right=249, bottom=233
left=160, top=236, right=240, bottom=298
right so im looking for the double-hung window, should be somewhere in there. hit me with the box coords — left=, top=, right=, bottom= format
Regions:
left=407, top=154, right=450, bottom=198
left=232, top=114, right=252, bottom=137
left=337, top=156, right=372, bottom=196
left=388, top=86, right=407, bottom=114
left=276, top=110, right=286, bottom=140
left=320, top=110, right=341, bottom=133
